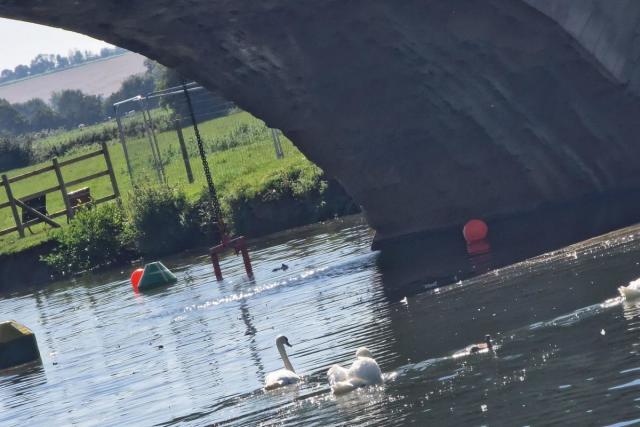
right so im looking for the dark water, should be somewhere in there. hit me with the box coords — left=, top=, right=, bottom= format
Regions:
left=3, top=215, right=640, bottom=425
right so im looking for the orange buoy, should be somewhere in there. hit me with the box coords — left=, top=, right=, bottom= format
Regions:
left=463, top=219, right=488, bottom=243
left=130, top=268, right=144, bottom=291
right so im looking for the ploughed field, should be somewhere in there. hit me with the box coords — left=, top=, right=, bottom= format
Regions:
left=0, top=52, right=147, bottom=104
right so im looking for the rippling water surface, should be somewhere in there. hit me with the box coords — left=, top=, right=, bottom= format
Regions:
left=3, top=216, right=640, bottom=425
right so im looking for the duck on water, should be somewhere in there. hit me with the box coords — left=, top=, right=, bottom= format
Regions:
left=452, top=335, right=494, bottom=358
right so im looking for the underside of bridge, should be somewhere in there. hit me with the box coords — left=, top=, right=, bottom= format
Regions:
left=3, top=0, right=640, bottom=246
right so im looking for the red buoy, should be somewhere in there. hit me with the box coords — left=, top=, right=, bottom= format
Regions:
left=463, top=219, right=488, bottom=243
left=130, top=268, right=144, bottom=291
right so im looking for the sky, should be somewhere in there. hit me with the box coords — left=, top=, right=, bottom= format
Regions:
left=0, top=17, right=113, bottom=71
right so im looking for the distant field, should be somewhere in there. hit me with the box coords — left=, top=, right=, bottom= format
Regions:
left=0, top=52, right=147, bottom=103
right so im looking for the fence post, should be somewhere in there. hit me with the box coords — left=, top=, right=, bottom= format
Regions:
left=114, top=107, right=134, bottom=181
left=140, top=98, right=166, bottom=184
left=271, top=129, right=285, bottom=159
left=137, top=100, right=162, bottom=183
left=175, top=118, right=194, bottom=183
left=52, top=158, right=74, bottom=221
left=102, top=142, right=120, bottom=199
left=1, top=174, right=24, bottom=238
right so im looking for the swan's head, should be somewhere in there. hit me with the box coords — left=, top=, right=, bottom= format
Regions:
left=276, top=335, right=292, bottom=348
left=355, top=347, right=373, bottom=358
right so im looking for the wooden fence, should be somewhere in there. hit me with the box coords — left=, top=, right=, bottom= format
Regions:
left=0, top=142, right=120, bottom=238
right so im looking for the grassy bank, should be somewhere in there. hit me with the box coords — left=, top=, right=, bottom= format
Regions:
left=0, top=110, right=357, bottom=260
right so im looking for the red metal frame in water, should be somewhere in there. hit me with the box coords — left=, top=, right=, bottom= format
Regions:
left=209, top=235, right=254, bottom=281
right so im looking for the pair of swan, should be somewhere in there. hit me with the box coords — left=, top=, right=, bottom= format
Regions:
left=264, top=335, right=383, bottom=393
left=265, top=334, right=496, bottom=392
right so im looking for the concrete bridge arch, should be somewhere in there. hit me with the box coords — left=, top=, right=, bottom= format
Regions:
left=3, top=0, right=640, bottom=246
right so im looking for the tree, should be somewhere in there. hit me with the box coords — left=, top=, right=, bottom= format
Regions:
left=69, top=50, right=85, bottom=65
left=13, top=98, right=61, bottom=131
left=103, top=74, right=157, bottom=116
left=143, top=59, right=163, bottom=79
left=30, top=106, right=61, bottom=131
left=155, top=65, right=229, bottom=121
left=56, top=54, right=69, bottom=69
left=14, top=98, right=46, bottom=118
left=13, top=64, right=29, bottom=79
left=0, top=69, right=14, bottom=83
left=0, top=99, right=27, bottom=135
left=51, top=90, right=104, bottom=128
left=100, top=47, right=117, bottom=58
left=30, top=54, right=56, bottom=75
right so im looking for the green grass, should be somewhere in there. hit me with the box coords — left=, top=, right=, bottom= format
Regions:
left=0, top=110, right=314, bottom=255
left=0, top=233, right=55, bottom=255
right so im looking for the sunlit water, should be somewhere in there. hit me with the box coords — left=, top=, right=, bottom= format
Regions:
left=3, top=216, right=640, bottom=425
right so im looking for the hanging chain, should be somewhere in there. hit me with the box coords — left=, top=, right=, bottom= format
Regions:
left=181, top=81, right=226, bottom=238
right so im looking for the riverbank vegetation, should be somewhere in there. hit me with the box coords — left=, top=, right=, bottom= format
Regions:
left=41, top=164, right=355, bottom=275
left=42, top=203, right=135, bottom=274
left=0, top=58, right=358, bottom=278
left=0, top=108, right=358, bottom=275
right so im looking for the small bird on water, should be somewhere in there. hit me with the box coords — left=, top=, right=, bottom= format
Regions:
left=453, top=334, right=494, bottom=358
left=469, top=335, right=493, bottom=354
left=272, top=263, right=289, bottom=272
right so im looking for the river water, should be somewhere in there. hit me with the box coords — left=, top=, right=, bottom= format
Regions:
left=3, top=215, right=640, bottom=425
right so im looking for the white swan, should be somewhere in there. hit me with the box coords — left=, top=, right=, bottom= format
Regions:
left=327, top=347, right=383, bottom=394
left=619, top=278, right=640, bottom=300
left=264, top=335, right=301, bottom=390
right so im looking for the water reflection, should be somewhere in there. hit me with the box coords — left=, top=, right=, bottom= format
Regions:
left=378, top=189, right=640, bottom=301
left=235, top=280, right=266, bottom=385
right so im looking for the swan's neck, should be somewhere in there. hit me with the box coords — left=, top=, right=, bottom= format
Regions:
left=277, top=342, right=295, bottom=372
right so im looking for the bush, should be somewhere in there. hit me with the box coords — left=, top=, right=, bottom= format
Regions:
left=42, top=203, right=134, bottom=274
left=200, top=122, right=270, bottom=155
left=128, top=186, right=200, bottom=257
left=223, top=164, right=359, bottom=236
left=0, top=137, right=33, bottom=172
left=29, top=109, right=175, bottom=162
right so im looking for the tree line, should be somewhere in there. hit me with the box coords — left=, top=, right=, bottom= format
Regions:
left=0, top=59, right=159, bottom=172
left=0, top=47, right=127, bottom=85
left=0, top=66, right=157, bottom=136
left=0, top=57, right=229, bottom=172
left=0, top=59, right=229, bottom=137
